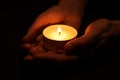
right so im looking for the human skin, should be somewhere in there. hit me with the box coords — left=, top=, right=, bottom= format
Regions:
left=21, top=0, right=87, bottom=62
left=21, top=0, right=120, bottom=62
left=21, top=18, right=120, bottom=62
left=64, top=19, right=120, bottom=55
left=22, top=0, right=86, bottom=43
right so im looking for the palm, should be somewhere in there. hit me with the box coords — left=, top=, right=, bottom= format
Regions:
left=23, top=35, right=79, bottom=62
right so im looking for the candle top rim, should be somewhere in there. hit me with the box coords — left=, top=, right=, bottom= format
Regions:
left=43, top=24, right=78, bottom=41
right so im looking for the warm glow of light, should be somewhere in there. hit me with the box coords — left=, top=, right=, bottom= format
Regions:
left=58, top=27, right=62, bottom=34
left=43, top=24, right=77, bottom=41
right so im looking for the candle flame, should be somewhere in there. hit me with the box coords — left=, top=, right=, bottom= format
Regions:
left=58, top=27, right=62, bottom=34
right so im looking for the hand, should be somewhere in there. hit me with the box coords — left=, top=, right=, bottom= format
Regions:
left=22, top=5, right=82, bottom=43
left=22, top=35, right=79, bottom=62
left=64, top=18, right=117, bottom=55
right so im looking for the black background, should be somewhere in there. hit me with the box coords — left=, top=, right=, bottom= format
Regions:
left=1, top=0, right=120, bottom=80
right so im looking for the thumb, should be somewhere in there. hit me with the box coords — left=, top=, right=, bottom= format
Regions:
left=64, top=35, right=91, bottom=55
left=64, top=31, right=97, bottom=55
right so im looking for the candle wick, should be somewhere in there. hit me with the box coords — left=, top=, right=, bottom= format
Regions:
left=59, top=32, right=61, bottom=35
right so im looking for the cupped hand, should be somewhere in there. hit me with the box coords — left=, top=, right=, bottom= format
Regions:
left=22, top=35, right=79, bottom=62
left=22, top=5, right=82, bottom=43
left=64, top=18, right=114, bottom=55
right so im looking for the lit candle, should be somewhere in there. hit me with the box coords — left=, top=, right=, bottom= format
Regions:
left=42, top=24, right=78, bottom=53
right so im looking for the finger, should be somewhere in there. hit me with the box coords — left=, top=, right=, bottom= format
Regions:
left=33, top=51, right=78, bottom=62
left=36, top=34, right=43, bottom=44
left=24, top=55, right=33, bottom=61
left=29, top=44, right=46, bottom=55
left=20, top=43, right=34, bottom=49
left=64, top=36, right=90, bottom=55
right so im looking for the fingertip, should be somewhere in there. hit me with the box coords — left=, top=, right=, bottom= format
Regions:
left=36, top=34, right=43, bottom=44
left=64, top=39, right=78, bottom=53
left=64, top=42, right=73, bottom=49
left=21, top=43, right=33, bottom=49
left=22, top=36, right=26, bottom=43
left=22, top=35, right=33, bottom=43
left=64, top=43, right=76, bottom=56
left=22, top=31, right=37, bottom=43
left=22, top=34, right=29, bottom=42
left=24, top=55, right=33, bottom=61
left=64, top=38, right=81, bottom=55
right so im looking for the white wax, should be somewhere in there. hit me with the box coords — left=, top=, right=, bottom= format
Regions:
left=43, top=24, right=77, bottom=41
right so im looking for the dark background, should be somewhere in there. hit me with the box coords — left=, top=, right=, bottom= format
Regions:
left=1, top=0, right=120, bottom=80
